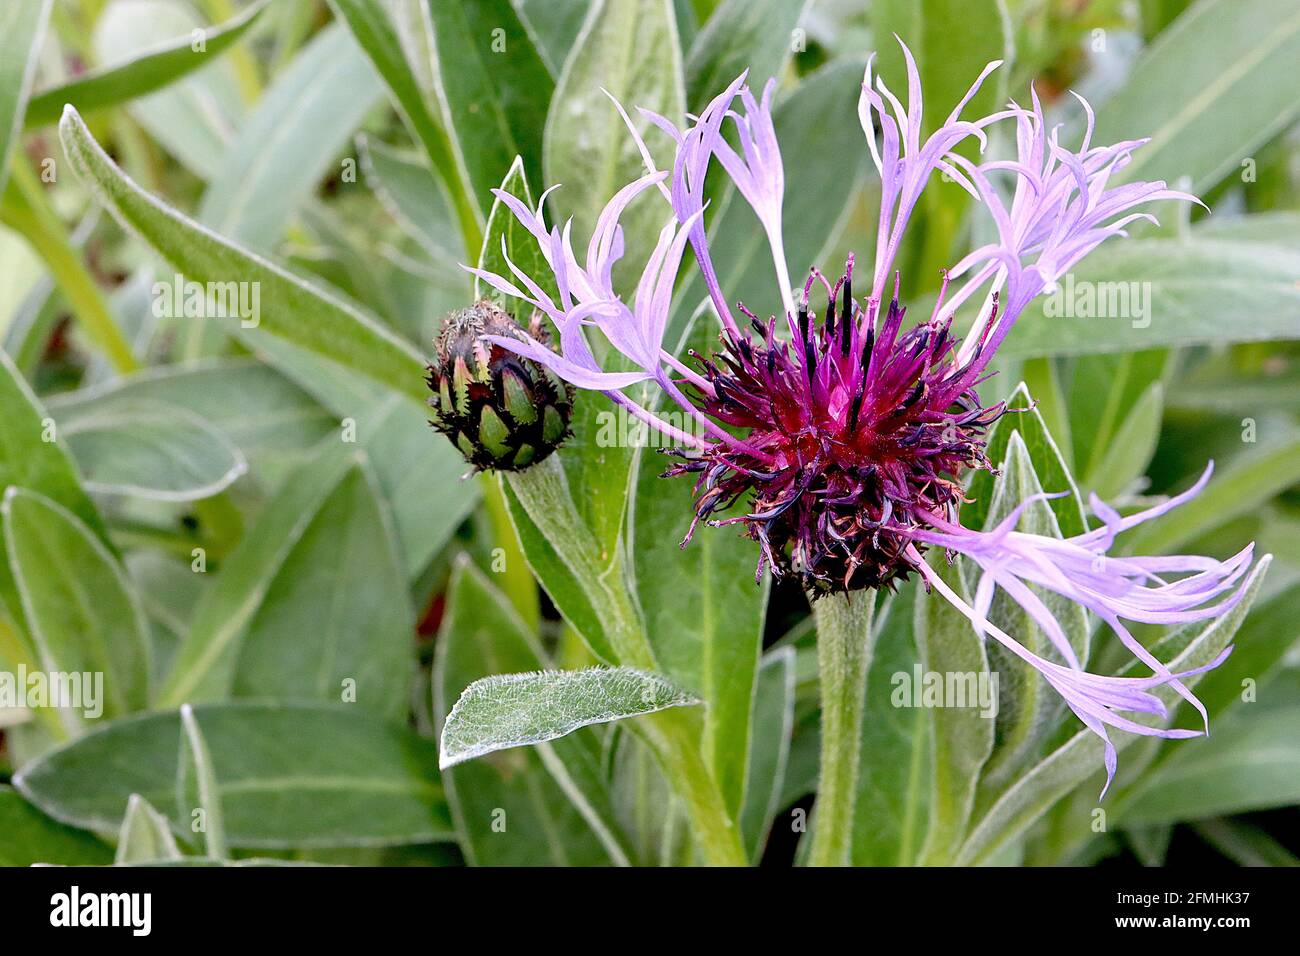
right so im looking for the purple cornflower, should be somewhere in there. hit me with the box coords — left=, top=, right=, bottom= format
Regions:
left=467, top=40, right=1255, bottom=794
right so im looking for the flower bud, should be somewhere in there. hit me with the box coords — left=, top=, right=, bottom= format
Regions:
left=426, top=301, right=574, bottom=472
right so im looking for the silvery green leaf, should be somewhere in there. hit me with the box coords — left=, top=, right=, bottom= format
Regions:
left=327, top=0, right=483, bottom=255
left=58, top=106, right=429, bottom=405
left=0, top=352, right=107, bottom=656
left=14, top=702, right=451, bottom=848
left=630, top=304, right=768, bottom=816
left=475, top=156, right=555, bottom=323
left=685, top=0, right=811, bottom=111
left=426, top=0, right=554, bottom=211
left=0, top=784, right=111, bottom=867
left=1094, top=0, right=1300, bottom=194
left=435, top=558, right=628, bottom=865
left=1117, top=705, right=1300, bottom=825
left=62, top=405, right=247, bottom=501
left=178, top=703, right=226, bottom=858
left=543, top=0, right=684, bottom=292
left=358, top=135, right=462, bottom=263
left=440, top=666, right=699, bottom=769
left=92, top=0, right=245, bottom=180
left=25, top=0, right=269, bottom=130
left=1083, top=382, right=1164, bottom=500
left=852, top=584, right=932, bottom=866
left=518, top=0, right=589, bottom=76
left=2, top=487, right=152, bottom=730
left=501, top=476, right=616, bottom=662
left=966, top=382, right=1089, bottom=539
left=45, top=359, right=337, bottom=480
left=1067, top=350, right=1171, bottom=492
left=0, top=0, right=50, bottom=196
left=197, top=23, right=385, bottom=252
left=156, top=442, right=359, bottom=707
left=1002, top=237, right=1300, bottom=357
left=231, top=462, right=414, bottom=722
left=115, top=793, right=181, bottom=864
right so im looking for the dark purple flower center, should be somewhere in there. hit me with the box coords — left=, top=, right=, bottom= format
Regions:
left=669, top=261, right=1006, bottom=595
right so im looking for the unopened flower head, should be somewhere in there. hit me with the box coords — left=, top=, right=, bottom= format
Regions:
left=426, top=300, right=575, bottom=472
left=467, top=38, right=1255, bottom=794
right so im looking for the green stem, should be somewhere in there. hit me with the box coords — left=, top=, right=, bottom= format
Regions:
left=808, top=590, right=876, bottom=867
left=1, top=159, right=138, bottom=374
left=481, top=473, right=539, bottom=632
left=506, top=457, right=746, bottom=866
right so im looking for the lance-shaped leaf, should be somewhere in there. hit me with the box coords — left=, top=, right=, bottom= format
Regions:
left=631, top=312, right=768, bottom=818
left=427, top=0, right=554, bottom=210
left=435, top=558, right=628, bottom=865
left=740, top=647, right=796, bottom=862
left=475, top=155, right=556, bottom=323
left=91, top=0, right=245, bottom=180
left=1117, top=705, right=1300, bottom=826
left=62, top=404, right=248, bottom=501
left=46, top=359, right=336, bottom=476
left=0, top=785, right=111, bottom=867
left=971, top=433, right=1090, bottom=794
left=543, top=0, right=684, bottom=286
left=231, top=462, right=414, bottom=722
left=178, top=703, right=226, bottom=858
left=3, top=487, right=151, bottom=728
left=1094, top=0, right=1300, bottom=194
left=1001, top=237, right=1300, bottom=357
left=14, top=701, right=451, bottom=848
left=327, top=0, right=482, bottom=254
left=685, top=0, right=810, bottom=111
left=852, top=584, right=932, bottom=866
left=58, top=106, right=428, bottom=405
left=965, top=382, right=1088, bottom=539
left=196, top=22, right=385, bottom=251
left=156, top=442, right=359, bottom=707
left=0, top=0, right=50, bottom=196
left=915, top=556, right=994, bottom=865
left=358, top=135, right=462, bottom=263
left=24, top=0, right=268, bottom=129
left=115, top=794, right=182, bottom=864
left=439, top=667, right=699, bottom=769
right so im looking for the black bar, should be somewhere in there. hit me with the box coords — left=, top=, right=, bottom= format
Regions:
left=0, top=865, right=1288, bottom=941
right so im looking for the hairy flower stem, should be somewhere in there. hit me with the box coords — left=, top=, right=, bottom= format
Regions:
left=808, top=591, right=876, bottom=866
left=506, top=457, right=746, bottom=866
